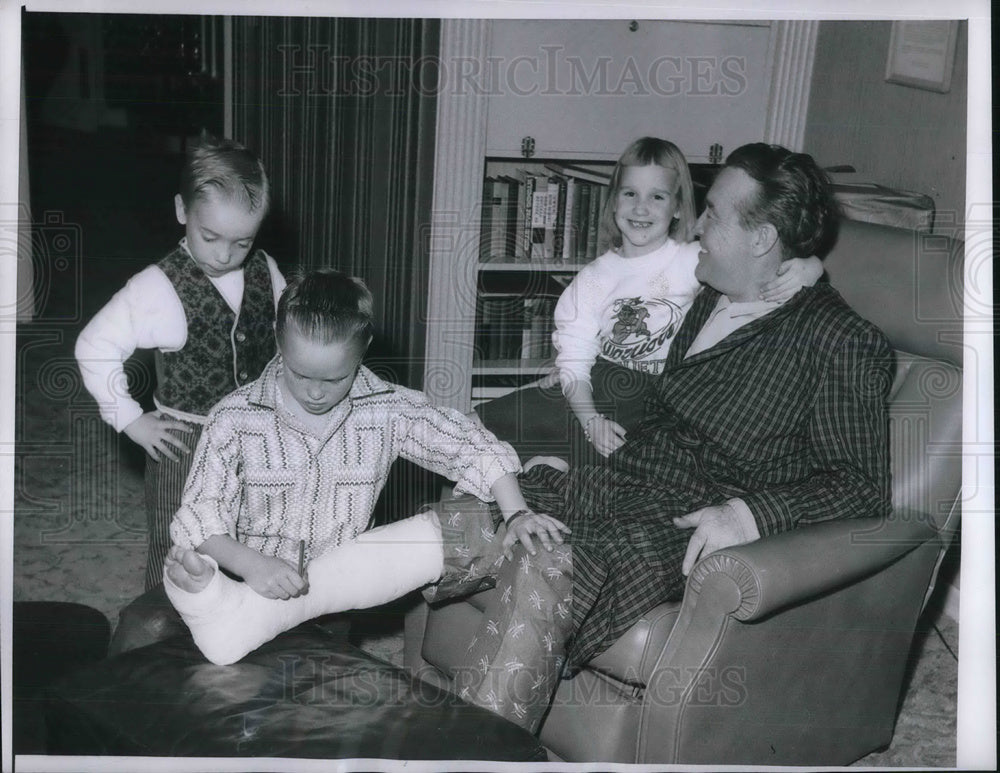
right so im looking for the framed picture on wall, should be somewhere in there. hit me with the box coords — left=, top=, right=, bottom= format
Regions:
left=885, top=20, right=959, bottom=93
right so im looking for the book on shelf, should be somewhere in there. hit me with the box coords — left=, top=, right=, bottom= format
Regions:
left=596, top=184, right=610, bottom=255
left=493, top=178, right=512, bottom=260
left=585, top=181, right=603, bottom=260
left=475, top=294, right=525, bottom=362
left=518, top=171, right=537, bottom=262
left=575, top=183, right=592, bottom=260
left=551, top=175, right=568, bottom=261
left=475, top=294, right=557, bottom=364
left=481, top=162, right=611, bottom=266
left=520, top=297, right=556, bottom=361
left=561, top=177, right=577, bottom=262
left=499, top=174, right=526, bottom=261
left=530, top=175, right=559, bottom=262
left=479, top=177, right=496, bottom=261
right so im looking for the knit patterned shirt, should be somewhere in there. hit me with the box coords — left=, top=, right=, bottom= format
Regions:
left=170, top=357, right=521, bottom=563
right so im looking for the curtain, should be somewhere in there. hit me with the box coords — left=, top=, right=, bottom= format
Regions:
left=232, top=17, right=442, bottom=526
left=232, top=16, right=439, bottom=390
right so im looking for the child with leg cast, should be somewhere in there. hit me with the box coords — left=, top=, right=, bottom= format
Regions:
left=165, top=270, right=569, bottom=731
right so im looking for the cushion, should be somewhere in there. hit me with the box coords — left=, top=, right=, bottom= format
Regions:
left=45, top=623, right=546, bottom=761
left=14, top=601, right=111, bottom=754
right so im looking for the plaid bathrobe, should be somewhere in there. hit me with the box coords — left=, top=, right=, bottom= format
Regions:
left=518, top=281, right=895, bottom=667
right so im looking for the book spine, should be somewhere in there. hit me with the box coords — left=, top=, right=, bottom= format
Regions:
left=586, top=182, right=601, bottom=260
left=542, top=177, right=559, bottom=261
left=500, top=177, right=521, bottom=261
left=552, top=176, right=568, bottom=263
left=479, top=177, right=495, bottom=262
left=520, top=173, right=536, bottom=262
left=596, top=183, right=610, bottom=256
left=530, top=174, right=549, bottom=262
left=576, top=183, right=591, bottom=261
left=561, top=178, right=576, bottom=263
left=490, top=178, right=508, bottom=260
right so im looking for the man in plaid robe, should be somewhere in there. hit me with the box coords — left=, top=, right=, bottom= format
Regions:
left=437, top=143, right=894, bottom=732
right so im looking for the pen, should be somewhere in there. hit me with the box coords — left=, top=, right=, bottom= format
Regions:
left=297, top=539, right=305, bottom=578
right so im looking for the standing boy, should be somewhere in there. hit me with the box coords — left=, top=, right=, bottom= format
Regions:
left=76, top=135, right=285, bottom=589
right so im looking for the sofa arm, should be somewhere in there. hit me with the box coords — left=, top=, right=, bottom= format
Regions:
left=688, top=513, right=938, bottom=622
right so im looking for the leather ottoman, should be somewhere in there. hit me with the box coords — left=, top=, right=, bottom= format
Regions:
left=44, top=622, right=546, bottom=761
left=14, top=601, right=112, bottom=754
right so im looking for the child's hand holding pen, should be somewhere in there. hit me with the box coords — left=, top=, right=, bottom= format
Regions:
left=243, top=546, right=309, bottom=599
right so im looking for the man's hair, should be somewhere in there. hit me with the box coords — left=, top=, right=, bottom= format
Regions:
left=179, top=133, right=270, bottom=214
left=602, top=136, right=698, bottom=247
left=724, top=143, right=839, bottom=259
left=276, top=269, right=375, bottom=347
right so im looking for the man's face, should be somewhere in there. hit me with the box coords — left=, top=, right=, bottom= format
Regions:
left=694, top=167, right=761, bottom=300
left=277, top=326, right=366, bottom=415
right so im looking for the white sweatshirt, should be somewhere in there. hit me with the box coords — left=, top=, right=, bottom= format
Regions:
left=552, top=238, right=702, bottom=388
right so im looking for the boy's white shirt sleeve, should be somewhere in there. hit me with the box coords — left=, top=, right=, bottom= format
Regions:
left=552, top=260, right=608, bottom=390
left=74, top=265, right=187, bottom=432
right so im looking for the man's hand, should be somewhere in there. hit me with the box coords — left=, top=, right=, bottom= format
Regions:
left=124, top=411, right=194, bottom=462
left=673, top=503, right=760, bottom=576
left=502, top=510, right=571, bottom=561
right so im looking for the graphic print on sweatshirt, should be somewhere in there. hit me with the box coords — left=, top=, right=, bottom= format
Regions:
left=601, top=295, right=685, bottom=374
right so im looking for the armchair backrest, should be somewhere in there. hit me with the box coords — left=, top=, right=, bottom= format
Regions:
left=823, top=220, right=963, bottom=367
left=822, top=220, right=963, bottom=603
left=823, top=221, right=963, bottom=536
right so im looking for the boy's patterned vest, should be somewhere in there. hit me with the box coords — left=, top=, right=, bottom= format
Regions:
left=154, top=247, right=277, bottom=417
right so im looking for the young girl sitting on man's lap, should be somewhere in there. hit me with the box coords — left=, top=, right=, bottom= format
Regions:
left=477, top=136, right=823, bottom=463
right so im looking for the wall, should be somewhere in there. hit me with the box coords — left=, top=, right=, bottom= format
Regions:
left=803, top=21, right=967, bottom=233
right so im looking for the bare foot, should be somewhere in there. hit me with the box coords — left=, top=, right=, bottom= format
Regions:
left=164, top=545, right=215, bottom=593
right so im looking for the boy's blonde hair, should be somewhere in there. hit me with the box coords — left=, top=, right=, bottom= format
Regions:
left=601, top=137, right=697, bottom=248
left=179, top=133, right=270, bottom=214
left=276, top=269, right=375, bottom=348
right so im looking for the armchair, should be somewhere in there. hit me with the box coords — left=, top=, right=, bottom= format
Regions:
left=404, top=218, right=963, bottom=765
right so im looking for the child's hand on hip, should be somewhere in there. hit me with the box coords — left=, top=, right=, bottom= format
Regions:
left=124, top=411, right=195, bottom=462
left=243, top=554, right=309, bottom=599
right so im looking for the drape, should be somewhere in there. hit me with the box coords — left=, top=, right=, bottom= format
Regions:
left=232, top=16, right=439, bottom=390
left=232, top=17, right=442, bottom=526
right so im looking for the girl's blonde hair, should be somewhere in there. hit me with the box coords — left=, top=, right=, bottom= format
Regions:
left=600, top=137, right=697, bottom=249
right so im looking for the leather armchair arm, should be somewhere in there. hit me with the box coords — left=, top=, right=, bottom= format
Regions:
left=637, top=512, right=943, bottom=764
left=688, top=513, right=938, bottom=622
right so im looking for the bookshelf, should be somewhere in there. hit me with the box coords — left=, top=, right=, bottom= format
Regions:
left=472, top=157, right=614, bottom=405
left=424, top=19, right=818, bottom=412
